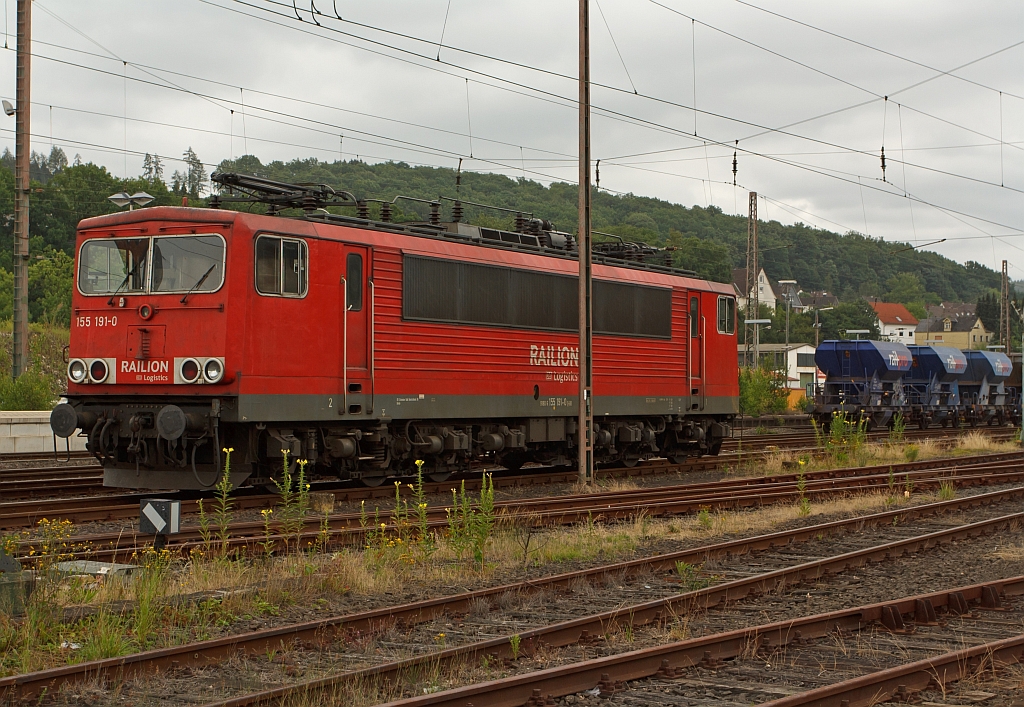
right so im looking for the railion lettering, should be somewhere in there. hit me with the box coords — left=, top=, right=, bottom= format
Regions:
left=529, top=344, right=579, bottom=368
left=120, top=360, right=170, bottom=374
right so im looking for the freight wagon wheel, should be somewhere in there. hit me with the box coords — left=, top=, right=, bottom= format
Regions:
left=668, top=454, right=690, bottom=465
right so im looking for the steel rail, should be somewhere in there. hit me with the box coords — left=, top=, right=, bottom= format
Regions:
left=221, top=575, right=1024, bottom=707
left=18, top=453, right=1024, bottom=562
left=5, top=483, right=1024, bottom=702
left=7, top=447, right=1019, bottom=531
left=759, top=633, right=1024, bottom=706
left=358, top=510, right=1024, bottom=707
left=0, top=427, right=1011, bottom=517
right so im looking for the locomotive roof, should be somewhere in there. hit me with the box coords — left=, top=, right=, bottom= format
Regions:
left=78, top=205, right=734, bottom=294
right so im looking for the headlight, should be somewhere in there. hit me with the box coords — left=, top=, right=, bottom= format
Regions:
left=203, top=358, right=224, bottom=383
left=68, top=359, right=87, bottom=383
left=180, top=358, right=201, bottom=384
left=88, top=359, right=108, bottom=384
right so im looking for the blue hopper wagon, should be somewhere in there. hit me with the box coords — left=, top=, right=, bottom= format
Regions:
left=812, top=340, right=912, bottom=430
left=905, top=345, right=966, bottom=428
left=811, top=340, right=1020, bottom=430
left=959, top=350, right=1016, bottom=426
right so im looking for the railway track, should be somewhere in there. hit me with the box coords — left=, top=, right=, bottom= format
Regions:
left=0, top=425, right=1011, bottom=502
left=8, top=482, right=1024, bottom=704
left=2, top=427, right=1017, bottom=530
left=368, top=574, right=1024, bottom=707
left=12, top=449, right=1024, bottom=560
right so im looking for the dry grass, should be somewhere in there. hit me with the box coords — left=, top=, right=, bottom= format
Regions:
left=749, top=433, right=1016, bottom=478
left=955, top=430, right=1018, bottom=453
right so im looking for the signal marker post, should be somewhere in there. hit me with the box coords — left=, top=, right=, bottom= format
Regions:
left=139, top=499, right=181, bottom=550
left=577, top=0, right=594, bottom=485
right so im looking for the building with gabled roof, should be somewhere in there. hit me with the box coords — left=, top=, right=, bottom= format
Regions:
left=731, top=267, right=779, bottom=312
left=869, top=301, right=919, bottom=346
left=915, top=316, right=991, bottom=349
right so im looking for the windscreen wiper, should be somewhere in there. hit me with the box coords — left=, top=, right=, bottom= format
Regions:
left=180, top=264, right=217, bottom=304
left=107, top=261, right=143, bottom=305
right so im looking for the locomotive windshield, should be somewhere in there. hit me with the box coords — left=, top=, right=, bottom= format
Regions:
left=151, top=235, right=224, bottom=292
left=77, top=234, right=225, bottom=295
left=78, top=238, right=149, bottom=294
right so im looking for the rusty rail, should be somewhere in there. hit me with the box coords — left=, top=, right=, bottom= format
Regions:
left=364, top=578, right=1024, bottom=707
left=5, top=484, right=1024, bottom=702
left=759, top=632, right=1024, bottom=706
left=18, top=451, right=1024, bottom=563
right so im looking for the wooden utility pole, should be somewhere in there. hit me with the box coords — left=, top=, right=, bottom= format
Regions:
left=1002, top=260, right=1011, bottom=355
left=577, top=0, right=593, bottom=484
left=12, top=0, right=30, bottom=377
left=743, top=192, right=758, bottom=366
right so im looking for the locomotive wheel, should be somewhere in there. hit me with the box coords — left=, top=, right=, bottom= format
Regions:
left=429, top=471, right=452, bottom=483
left=499, top=452, right=528, bottom=473
left=621, top=453, right=641, bottom=468
left=360, top=474, right=388, bottom=487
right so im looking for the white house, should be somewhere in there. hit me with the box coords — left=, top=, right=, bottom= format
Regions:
left=731, top=267, right=779, bottom=312
left=869, top=301, right=919, bottom=346
left=737, top=342, right=818, bottom=391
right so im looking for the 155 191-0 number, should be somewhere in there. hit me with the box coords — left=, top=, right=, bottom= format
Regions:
left=75, top=315, right=118, bottom=327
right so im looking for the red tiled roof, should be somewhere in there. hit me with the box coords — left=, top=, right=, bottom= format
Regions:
left=870, top=301, right=919, bottom=326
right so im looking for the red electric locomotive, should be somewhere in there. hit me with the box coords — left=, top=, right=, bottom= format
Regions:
left=50, top=173, right=738, bottom=489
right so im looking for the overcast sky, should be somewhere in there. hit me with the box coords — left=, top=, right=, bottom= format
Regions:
left=0, top=0, right=1021, bottom=276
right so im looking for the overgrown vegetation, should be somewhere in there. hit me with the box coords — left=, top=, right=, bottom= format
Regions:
left=0, top=428, right=1010, bottom=678
left=739, top=365, right=790, bottom=415
left=0, top=324, right=68, bottom=409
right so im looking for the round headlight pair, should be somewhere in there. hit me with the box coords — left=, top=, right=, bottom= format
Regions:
left=67, top=358, right=108, bottom=384
left=180, top=358, right=223, bottom=384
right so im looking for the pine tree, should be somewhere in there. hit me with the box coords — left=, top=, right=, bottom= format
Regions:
left=182, top=147, right=206, bottom=197
left=143, top=153, right=165, bottom=182
left=46, top=146, right=67, bottom=175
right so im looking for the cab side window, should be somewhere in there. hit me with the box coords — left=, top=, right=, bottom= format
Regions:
left=346, top=253, right=363, bottom=311
left=717, top=296, right=735, bottom=334
left=690, top=297, right=699, bottom=337
left=256, top=235, right=307, bottom=296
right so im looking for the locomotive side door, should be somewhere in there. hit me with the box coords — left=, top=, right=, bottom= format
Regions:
left=688, top=292, right=703, bottom=410
left=340, top=246, right=371, bottom=415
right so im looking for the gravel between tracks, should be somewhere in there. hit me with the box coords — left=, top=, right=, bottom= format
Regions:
left=48, top=484, right=1024, bottom=707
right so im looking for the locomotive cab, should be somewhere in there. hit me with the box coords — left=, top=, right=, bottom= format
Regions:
left=51, top=207, right=244, bottom=489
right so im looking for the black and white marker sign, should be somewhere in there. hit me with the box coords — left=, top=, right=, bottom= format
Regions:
left=139, top=499, right=181, bottom=535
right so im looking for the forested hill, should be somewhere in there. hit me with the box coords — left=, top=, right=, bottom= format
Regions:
left=216, top=156, right=999, bottom=303
left=0, top=150, right=1003, bottom=328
